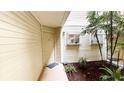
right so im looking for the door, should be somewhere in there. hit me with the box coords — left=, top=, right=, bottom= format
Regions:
left=42, top=31, right=55, bottom=65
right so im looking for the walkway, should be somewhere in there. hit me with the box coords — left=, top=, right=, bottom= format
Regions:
left=41, top=63, right=68, bottom=81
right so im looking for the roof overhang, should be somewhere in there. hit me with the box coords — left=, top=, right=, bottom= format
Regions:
left=31, top=11, right=70, bottom=28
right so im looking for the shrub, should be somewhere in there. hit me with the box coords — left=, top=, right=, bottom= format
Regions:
left=65, top=64, right=77, bottom=73
left=99, top=67, right=124, bottom=81
left=78, top=57, right=87, bottom=67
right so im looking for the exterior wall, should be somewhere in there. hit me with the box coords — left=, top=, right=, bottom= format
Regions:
left=0, top=12, right=63, bottom=80
left=54, top=28, right=61, bottom=63
left=0, top=12, right=43, bottom=80
left=41, top=26, right=55, bottom=66
left=41, top=26, right=61, bottom=65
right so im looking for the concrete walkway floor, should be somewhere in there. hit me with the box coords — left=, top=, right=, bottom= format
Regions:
left=41, top=63, right=68, bottom=81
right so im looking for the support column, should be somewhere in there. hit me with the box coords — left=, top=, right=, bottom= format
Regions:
left=55, top=27, right=62, bottom=63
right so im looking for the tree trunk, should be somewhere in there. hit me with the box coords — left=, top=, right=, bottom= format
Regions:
left=110, top=11, right=113, bottom=65
left=117, top=49, right=120, bottom=67
left=123, top=56, right=124, bottom=69
left=105, top=30, right=108, bottom=59
left=112, top=31, right=120, bottom=57
left=95, top=31, right=103, bottom=61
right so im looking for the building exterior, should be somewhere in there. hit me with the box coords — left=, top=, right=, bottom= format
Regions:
left=0, top=11, right=69, bottom=80
left=61, top=11, right=106, bottom=63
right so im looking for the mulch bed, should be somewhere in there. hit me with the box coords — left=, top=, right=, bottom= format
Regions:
left=63, top=61, right=120, bottom=81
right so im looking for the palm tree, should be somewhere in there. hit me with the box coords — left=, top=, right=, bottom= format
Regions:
left=109, top=11, right=124, bottom=64
left=82, top=11, right=124, bottom=65
left=82, top=11, right=104, bottom=61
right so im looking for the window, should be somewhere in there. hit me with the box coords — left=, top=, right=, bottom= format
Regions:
left=66, top=33, right=80, bottom=45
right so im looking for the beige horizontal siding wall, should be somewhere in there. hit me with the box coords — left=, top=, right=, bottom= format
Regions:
left=62, top=33, right=101, bottom=63
left=0, top=12, right=43, bottom=80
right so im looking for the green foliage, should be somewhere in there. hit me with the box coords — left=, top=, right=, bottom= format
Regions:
left=116, top=42, right=124, bottom=49
left=78, top=57, right=87, bottom=67
left=99, top=67, right=124, bottom=81
left=117, top=42, right=124, bottom=46
left=83, top=11, right=124, bottom=37
left=65, top=64, right=77, bottom=73
left=82, top=11, right=124, bottom=63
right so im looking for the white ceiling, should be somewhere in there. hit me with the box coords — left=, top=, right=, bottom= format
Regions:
left=31, top=11, right=70, bottom=28
left=64, top=11, right=88, bottom=26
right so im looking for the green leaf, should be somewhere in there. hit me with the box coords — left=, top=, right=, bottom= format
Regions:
left=100, top=75, right=111, bottom=81
left=100, top=67, right=113, bottom=76
left=114, top=68, right=121, bottom=80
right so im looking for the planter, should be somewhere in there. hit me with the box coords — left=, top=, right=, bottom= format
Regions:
left=64, top=60, right=120, bottom=81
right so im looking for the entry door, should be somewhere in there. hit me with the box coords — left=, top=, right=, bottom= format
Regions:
left=42, top=32, right=55, bottom=65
